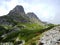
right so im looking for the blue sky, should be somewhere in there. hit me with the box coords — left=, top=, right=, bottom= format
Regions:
left=0, top=0, right=60, bottom=24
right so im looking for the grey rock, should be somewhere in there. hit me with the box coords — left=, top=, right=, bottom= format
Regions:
left=26, top=12, right=43, bottom=24
left=8, top=5, right=25, bottom=15
left=39, top=26, right=60, bottom=45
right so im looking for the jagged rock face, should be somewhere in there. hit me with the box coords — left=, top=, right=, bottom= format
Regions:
left=8, top=5, right=25, bottom=15
left=0, top=16, right=14, bottom=25
left=26, top=12, right=43, bottom=24
left=27, top=12, right=39, bottom=19
left=39, top=26, right=60, bottom=45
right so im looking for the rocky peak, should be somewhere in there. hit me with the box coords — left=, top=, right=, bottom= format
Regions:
left=8, top=5, right=25, bottom=15
left=26, top=12, right=42, bottom=24
left=27, top=12, right=38, bottom=18
left=13, top=5, right=25, bottom=13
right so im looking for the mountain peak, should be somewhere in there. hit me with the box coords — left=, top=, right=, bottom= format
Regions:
left=27, top=12, right=39, bottom=19
left=8, top=5, right=25, bottom=15
left=14, top=5, right=24, bottom=13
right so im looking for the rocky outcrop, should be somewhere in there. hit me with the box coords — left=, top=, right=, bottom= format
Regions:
left=26, top=12, right=43, bottom=24
left=27, top=12, right=39, bottom=19
left=8, top=5, right=25, bottom=15
left=39, top=26, right=60, bottom=45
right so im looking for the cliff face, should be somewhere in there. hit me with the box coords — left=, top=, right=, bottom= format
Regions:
left=8, top=5, right=25, bottom=15
left=39, top=26, right=60, bottom=45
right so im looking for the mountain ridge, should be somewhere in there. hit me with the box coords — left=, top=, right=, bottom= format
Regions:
left=0, top=5, right=44, bottom=25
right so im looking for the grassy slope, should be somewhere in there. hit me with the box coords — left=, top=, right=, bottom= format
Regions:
left=0, top=21, right=46, bottom=43
left=24, top=24, right=55, bottom=45
left=0, top=15, right=55, bottom=45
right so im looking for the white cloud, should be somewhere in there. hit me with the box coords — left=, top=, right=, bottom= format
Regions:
left=0, top=7, right=8, bottom=16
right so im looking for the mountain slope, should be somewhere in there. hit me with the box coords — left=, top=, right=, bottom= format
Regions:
left=0, top=5, right=50, bottom=45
